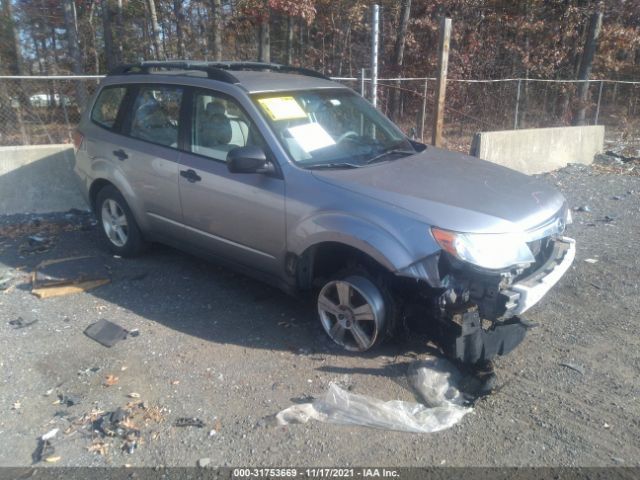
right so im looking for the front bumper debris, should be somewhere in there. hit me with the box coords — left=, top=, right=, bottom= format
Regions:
left=504, top=236, right=575, bottom=315
left=439, top=310, right=532, bottom=364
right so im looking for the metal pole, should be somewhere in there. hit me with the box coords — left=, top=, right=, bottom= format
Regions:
left=432, top=17, right=451, bottom=147
left=360, top=68, right=366, bottom=97
left=514, top=79, right=522, bottom=129
left=594, top=80, right=604, bottom=125
left=370, top=4, right=379, bottom=107
left=418, top=79, right=428, bottom=142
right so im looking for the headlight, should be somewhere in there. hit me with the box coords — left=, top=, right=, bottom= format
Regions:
left=431, top=227, right=535, bottom=270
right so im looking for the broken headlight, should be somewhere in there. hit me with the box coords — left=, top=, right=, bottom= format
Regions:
left=431, top=227, right=535, bottom=270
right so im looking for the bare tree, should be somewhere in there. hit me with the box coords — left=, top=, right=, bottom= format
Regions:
left=63, top=0, right=88, bottom=106
left=1, top=0, right=23, bottom=75
left=573, top=8, right=603, bottom=125
left=258, top=3, right=270, bottom=63
left=174, top=0, right=186, bottom=58
left=211, top=0, right=222, bottom=61
left=389, top=0, right=411, bottom=121
left=102, top=0, right=117, bottom=70
left=146, top=0, right=165, bottom=60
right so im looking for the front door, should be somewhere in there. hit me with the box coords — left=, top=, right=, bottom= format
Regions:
left=118, top=84, right=185, bottom=237
left=177, top=88, right=285, bottom=276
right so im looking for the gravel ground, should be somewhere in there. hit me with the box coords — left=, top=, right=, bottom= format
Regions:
left=0, top=162, right=639, bottom=468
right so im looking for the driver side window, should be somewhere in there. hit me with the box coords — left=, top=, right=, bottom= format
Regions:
left=129, top=86, right=183, bottom=148
left=191, top=91, right=263, bottom=162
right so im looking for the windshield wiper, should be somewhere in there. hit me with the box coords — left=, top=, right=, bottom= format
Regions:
left=306, top=162, right=361, bottom=170
left=365, top=149, right=415, bottom=165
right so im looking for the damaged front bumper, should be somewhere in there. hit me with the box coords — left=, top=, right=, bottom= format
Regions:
left=405, top=236, right=575, bottom=364
left=504, top=236, right=575, bottom=315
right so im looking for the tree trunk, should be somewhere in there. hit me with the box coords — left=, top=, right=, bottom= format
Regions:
left=146, top=0, right=165, bottom=60
left=102, top=0, right=117, bottom=71
left=573, top=10, right=603, bottom=125
left=63, top=0, right=88, bottom=107
left=286, top=15, right=294, bottom=65
left=258, top=5, right=270, bottom=63
left=115, top=0, right=124, bottom=63
left=210, top=0, right=222, bottom=61
left=173, top=0, right=186, bottom=58
left=1, top=0, right=23, bottom=75
left=389, top=0, right=411, bottom=121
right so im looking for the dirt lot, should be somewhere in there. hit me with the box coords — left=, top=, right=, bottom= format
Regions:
left=0, top=162, right=639, bottom=468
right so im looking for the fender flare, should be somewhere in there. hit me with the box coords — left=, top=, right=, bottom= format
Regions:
left=289, top=212, right=418, bottom=274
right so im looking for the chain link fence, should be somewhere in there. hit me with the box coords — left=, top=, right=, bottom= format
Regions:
left=1, top=75, right=639, bottom=151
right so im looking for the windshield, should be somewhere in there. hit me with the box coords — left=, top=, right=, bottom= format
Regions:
left=252, top=89, right=415, bottom=168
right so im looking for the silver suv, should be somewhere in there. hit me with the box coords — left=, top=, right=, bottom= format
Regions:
left=74, top=61, right=575, bottom=364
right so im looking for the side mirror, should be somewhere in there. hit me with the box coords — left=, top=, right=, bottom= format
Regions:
left=227, top=145, right=272, bottom=174
left=409, top=139, right=427, bottom=152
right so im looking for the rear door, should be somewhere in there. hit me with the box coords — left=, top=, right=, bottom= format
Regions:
left=117, top=84, right=185, bottom=237
left=177, top=88, right=286, bottom=276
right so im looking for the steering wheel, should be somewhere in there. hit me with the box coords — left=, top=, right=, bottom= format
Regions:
left=336, top=131, right=359, bottom=143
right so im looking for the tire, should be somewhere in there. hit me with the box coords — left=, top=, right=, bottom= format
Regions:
left=96, top=185, right=146, bottom=257
left=316, top=267, right=398, bottom=352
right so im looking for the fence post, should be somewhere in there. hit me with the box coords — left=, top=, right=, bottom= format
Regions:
left=432, top=17, right=451, bottom=146
left=360, top=68, right=366, bottom=97
left=370, top=4, right=379, bottom=107
left=514, top=79, right=522, bottom=129
left=417, top=79, right=428, bottom=142
left=594, top=80, right=604, bottom=125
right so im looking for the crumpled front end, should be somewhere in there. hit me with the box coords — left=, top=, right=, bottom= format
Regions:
left=398, top=213, right=575, bottom=364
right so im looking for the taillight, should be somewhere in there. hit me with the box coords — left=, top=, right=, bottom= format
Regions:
left=72, top=130, right=84, bottom=152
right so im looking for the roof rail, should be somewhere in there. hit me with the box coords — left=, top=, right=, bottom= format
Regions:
left=107, top=61, right=330, bottom=83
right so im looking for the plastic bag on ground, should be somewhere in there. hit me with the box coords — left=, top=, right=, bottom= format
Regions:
left=276, top=356, right=472, bottom=433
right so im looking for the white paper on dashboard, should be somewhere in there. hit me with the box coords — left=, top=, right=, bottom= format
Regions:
left=287, top=123, right=336, bottom=152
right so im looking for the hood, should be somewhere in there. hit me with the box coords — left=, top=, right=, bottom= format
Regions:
left=311, top=147, right=566, bottom=234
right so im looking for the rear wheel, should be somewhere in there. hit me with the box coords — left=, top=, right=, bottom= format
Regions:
left=96, top=185, right=145, bottom=257
left=317, top=270, right=395, bottom=352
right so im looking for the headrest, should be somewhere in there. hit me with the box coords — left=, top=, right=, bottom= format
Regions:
left=206, top=101, right=226, bottom=116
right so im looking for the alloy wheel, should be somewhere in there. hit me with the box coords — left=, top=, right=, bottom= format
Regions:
left=317, top=276, right=386, bottom=351
left=101, top=198, right=129, bottom=247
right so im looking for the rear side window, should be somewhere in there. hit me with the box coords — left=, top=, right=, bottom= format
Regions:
left=129, top=86, right=183, bottom=148
left=91, top=86, right=126, bottom=129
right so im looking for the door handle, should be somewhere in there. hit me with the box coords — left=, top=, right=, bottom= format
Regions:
left=113, top=149, right=128, bottom=161
left=180, top=169, right=202, bottom=183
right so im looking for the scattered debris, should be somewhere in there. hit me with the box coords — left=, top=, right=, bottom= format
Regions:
left=0, top=269, right=16, bottom=291
left=574, top=205, right=591, bottom=213
left=19, top=234, right=55, bottom=256
left=41, top=428, right=59, bottom=441
left=87, top=440, right=109, bottom=456
left=128, top=393, right=141, bottom=399
left=103, top=375, right=119, bottom=387
left=128, top=329, right=140, bottom=338
left=604, top=215, right=616, bottom=223
left=559, top=362, right=585, bottom=375
left=612, top=195, right=622, bottom=200
left=32, top=256, right=110, bottom=298
left=12, top=400, right=21, bottom=410
left=584, top=258, right=598, bottom=264
left=84, top=319, right=128, bottom=347
left=57, top=393, right=81, bottom=407
left=174, top=417, right=205, bottom=428
left=32, top=430, right=57, bottom=463
left=8, top=317, right=38, bottom=329
left=276, top=356, right=473, bottom=433
left=198, top=458, right=211, bottom=468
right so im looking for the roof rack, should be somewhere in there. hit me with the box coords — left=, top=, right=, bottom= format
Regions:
left=107, top=61, right=330, bottom=83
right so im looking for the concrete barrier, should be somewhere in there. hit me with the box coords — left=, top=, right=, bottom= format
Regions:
left=470, top=125, right=604, bottom=175
left=0, top=144, right=88, bottom=215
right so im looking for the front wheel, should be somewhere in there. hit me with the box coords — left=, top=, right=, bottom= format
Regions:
left=317, top=272, right=394, bottom=352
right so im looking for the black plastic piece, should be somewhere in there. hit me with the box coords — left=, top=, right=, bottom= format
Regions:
left=443, top=311, right=530, bottom=364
